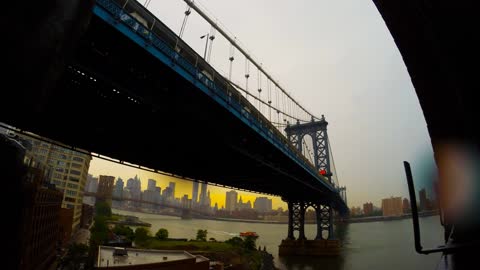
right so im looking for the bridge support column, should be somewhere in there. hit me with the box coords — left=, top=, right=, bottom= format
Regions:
left=279, top=200, right=340, bottom=256
left=328, top=205, right=334, bottom=240
left=287, top=201, right=294, bottom=240
left=285, top=201, right=306, bottom=240
left=314, top=204, right=334, bottom=240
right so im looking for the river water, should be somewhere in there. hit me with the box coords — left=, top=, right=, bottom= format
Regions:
left=112, top=209, right=443, bottom=270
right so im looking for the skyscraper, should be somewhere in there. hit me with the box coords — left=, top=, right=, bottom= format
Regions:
left=17, top=134, right=91, bottom=231
left=225, top=190, right=238, bottom=212
left=419, top=188, right=428, bottom=211
left=254, top=197, right=272, bottom=213
left=382, top=197, right=403, bottom=216
left=403, top=198, right=410, bottom=213
left=147, top=179, right=157, bottom=191
left=206, top=190, right=211, bottom=207
left=192, top=181, right=199, bottom=205
left=363, top=202, right=373, bottom=216
left=85, top=174, right=98, bottom=193
left=199, top=182, right=208, bottom=206
left=97, top=175, right=115, bottom=205
left=113, top=177, right=124, bottom=198
left=169, top=182, right=176, bottom=199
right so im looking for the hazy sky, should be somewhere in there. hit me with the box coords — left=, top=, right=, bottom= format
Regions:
left=90, top=0, right=436, bottom=209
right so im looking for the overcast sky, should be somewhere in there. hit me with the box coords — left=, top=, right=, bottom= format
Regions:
left=91, top=0, right=437, bottom=208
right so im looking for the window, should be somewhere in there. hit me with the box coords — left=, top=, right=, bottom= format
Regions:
left=70, top=169, right=81, bottom=176
left=55, top=168, right=63, bottom=173
left=66, top=190, right=77, bottom=197
left=67, top=183, right=78, bottom=189
left=71, top=163, right=82, bottom=169
left=69, top=176, right=79, bottom=182
left=53, top=173, right=62, bottom=179
left=72, top=157, right=84, bottom=163
left=66, top=204, right=74, bottom=209
left=58, top=154, right=67, bottom=160
left=65, top=196, right=76, bottom=202
left=57, top=161, right=66, bottom=166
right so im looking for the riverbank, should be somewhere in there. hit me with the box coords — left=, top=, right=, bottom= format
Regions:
left=107, top=213, right=152, bottom=227
left=344, top=210, right=439, bottom=223
left=111, top=206, right=438, bottom=225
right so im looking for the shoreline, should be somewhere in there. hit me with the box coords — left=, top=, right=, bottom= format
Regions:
left=112, top=207, right=438, bottom=225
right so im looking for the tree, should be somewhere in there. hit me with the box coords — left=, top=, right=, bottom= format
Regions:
left=155, top=228, right=169, bottom=240
left=95, top=201, right=112, bottom=217
left=135, top=227, right=151, bottom=243
left=90, top=216, right=109, bottom=245
left=113, top=225, right=135, bottom=241
left=63, top=243, right=89, bottom=270
left=88, top=216, right=109, bottom=267
left=196, top=229, right=207, bottom=241
left=242, top=235, right=257, bottom=251
left=225, top=236, right=243, bottom=247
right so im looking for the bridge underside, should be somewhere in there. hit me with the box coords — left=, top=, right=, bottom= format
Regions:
left=2, top=13, right=344, bottom=208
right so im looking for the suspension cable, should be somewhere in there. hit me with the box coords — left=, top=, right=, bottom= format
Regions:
left=327, top=137, right=339, bottom=188
left=183, top=0, right=320, bottom=121
left=179, top=6, right=192, bottom=38
left=228, top=44, right=235, bottom=80
left=257, top=68, right=262, bottom=112
left=228, top=80, right=306, bottom=124
left=207, top=26, right=216, bottom=62
left=244, top=59, right=250, bottom=100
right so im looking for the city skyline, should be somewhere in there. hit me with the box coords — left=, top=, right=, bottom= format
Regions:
left=88, top=156, right=284, bottom=209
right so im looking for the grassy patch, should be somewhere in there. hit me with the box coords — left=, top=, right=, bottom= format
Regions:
left=108, top=214, right=122, bottom=221
left=139, top=239, right=234, bottom=252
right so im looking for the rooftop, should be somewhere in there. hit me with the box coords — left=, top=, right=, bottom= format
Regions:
left=97, top=246, right=208, bottom=268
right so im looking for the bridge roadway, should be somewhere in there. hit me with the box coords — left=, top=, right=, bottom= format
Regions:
left=2, top=0, right=347, bottom=214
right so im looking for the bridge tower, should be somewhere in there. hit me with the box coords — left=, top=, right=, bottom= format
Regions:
left=280, top=115, right=341, bottom=256
left=285, top=115, right=332, bottom=184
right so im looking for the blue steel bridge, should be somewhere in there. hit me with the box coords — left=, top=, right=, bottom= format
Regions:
left=3, top=0, right=348, bottom=243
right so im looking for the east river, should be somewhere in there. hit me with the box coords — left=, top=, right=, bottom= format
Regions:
left=112, top=209, right=443, bottom=270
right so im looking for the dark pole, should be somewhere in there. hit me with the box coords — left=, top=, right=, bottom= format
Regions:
left=202, top=33, right=209, bottom=59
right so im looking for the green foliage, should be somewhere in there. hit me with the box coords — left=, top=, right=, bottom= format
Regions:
left=140, top=239, right=232, bottom=252
left=135, top=227, right=151, bottom=243
left=95, top=201, right=112, bottom=217
left=225, top=235, right=257, bottom=251
left=242, top=235, right=257, bottom=251
left=63, top=243, right=89, bottom=270
left=88, top=217, right=110, bottom=268
left=90, top=216, right=109, bottom=245
left=196, top=229, right=208, bottom=241
left=113, top=225, right=135, bottom=241
left=225, top=236, right=244, bottom=247
left=155, top=228, right=169, bottom=240
left=209, top=237, right=217, bottom=242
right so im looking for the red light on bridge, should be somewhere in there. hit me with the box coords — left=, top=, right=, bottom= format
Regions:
left=319, top=169, right=326, bottom=175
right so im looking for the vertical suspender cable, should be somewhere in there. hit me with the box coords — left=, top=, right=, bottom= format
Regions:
left=228, top=44, right=235, bottom=80
left=245, top=59, right=250, bottom=100
left=257, top=68, right=262, bottom=113
left=267, top=80, right=272, bottom=121
left=207, top=26, right=216, bottom=63
left=179, top=6, right=192, bottom=38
